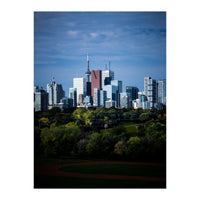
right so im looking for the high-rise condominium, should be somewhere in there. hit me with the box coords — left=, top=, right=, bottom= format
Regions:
left=73, top=78, right=86, bottom=104
left=157, top=79, right=166, bottom=105
left=91, top=70, right=101, bottom=102
left=47, top=77, right=64, bottom=106
left=144, top=77, right=157, bottom=108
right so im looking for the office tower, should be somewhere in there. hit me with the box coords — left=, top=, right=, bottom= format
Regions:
left=69, top=88, right=77, bottom=107
left=100, top=90, right=107, bottom=108
left=91, top=70, right=101, bottom=102
left=111, top=80, right=122, bottom=107
left=93, top=88, right=100, bottom=107
left=73, top=77, right=86, bottom=103
left=144, top=77, right=157, bottom=108
left=157, top=79, right=166, bottom=105
left=104, top=77, right=112, bottom=86
left=47, top=77, right=64, bottom=106
left=126, top=86, right=139, bottom=100
left=111, top=80, right=122, bottom=93
left=102, top=69, right=114, bottom=89
left=34, top=87, right=48, bottom=111
left=103, top=84, right=118, bottom=104
left=120, top=92, right=131, bottom=108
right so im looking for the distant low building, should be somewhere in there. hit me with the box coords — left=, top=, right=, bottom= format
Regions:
left=105, top=100, right=116, bottom=108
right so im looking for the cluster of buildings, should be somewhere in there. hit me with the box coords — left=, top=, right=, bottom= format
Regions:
left=34, top=53, right=166, bottom=112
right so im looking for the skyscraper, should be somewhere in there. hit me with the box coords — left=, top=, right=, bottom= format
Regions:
left=102, top=69, right=114, bottom=89
left=69, top=88, right=77, bottom=107
left=100, top=90, right=107, bottom=108
left=91, top=70, right=101, bottom=102
left=157, top=79, right=166, bottom=105
left=111, top=80, right=122, bottom=107
left=120, top=92, right=131, bottom=108
left=73, top=78, right=86, bottom=103
left=103, top=85, right=118, bottom=103
left=144, top=77, right=151, bottom=97
left=126, top=86, right=139, bottom=100
left=144, top=77, right=157, bottom=108
left=93, top=88, right=100, bottom=107
left=47, top=77, right=64, bottom=106
left=34, top=87, right=48, bottom=111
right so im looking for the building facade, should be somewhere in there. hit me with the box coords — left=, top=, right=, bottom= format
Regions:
left=73, top=78, right=86, bottom=104
left=126, top=86, right=139, bottom=100
left=157, top=79, right=166, bottom=105
left=69, top=88, right=77, bottom=107
left=93, top=88, right=100, bottom=107
left=91, top=70, right=101, bottom=103
left=99, top=90, right=107, bottom=108
left=102, top=70, right=114, bottom=89
left=120, top=92, right=131, bottom=108
left=144, top=77, right=157, bottom=108
left=47, top=78, right=64, bottom=106
left=34, top=88, right=48, bottom=112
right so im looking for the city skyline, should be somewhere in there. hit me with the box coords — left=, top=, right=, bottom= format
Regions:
left=34, top=12, right=166, bottom=95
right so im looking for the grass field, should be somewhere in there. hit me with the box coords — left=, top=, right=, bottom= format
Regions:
left=34, top=158, right=166, bottom=188
left=60, top=163, right=166, bottom=178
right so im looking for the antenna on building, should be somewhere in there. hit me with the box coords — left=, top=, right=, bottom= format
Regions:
left=109, top=61, right=111, bottom=70
left=105, top=64, right=107, bottom=70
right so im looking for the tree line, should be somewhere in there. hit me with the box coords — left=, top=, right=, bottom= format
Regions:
left=34, top=107, right=166, bottom=162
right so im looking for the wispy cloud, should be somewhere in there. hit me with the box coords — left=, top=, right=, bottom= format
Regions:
left=67, top=30, right=79, bottom=37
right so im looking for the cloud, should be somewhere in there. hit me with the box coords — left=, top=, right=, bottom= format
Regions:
left=67, top=30, right=79, bottom=37
left=90, top=32, right=98, bottom=38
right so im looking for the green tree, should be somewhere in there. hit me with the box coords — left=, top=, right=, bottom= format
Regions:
left=40, top=117, right=50, bottom=128
left=86, top=132, right=102, bottom=156
left=126, top=136, right=141, bottom=159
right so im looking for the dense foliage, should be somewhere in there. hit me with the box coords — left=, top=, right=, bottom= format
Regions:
left=34, top=107, right=166, bottom=162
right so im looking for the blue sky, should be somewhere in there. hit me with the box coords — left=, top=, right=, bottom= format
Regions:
left=34, top=12, right=166, bottom=95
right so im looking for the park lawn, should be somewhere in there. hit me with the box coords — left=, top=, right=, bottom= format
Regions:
left=34, top=157, right=85, bottom=167
left=101, top=122, right=141, bottom=137
left=59, top=163, right=166, bottom=178
left=34, top=174, right=166, bottom=188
